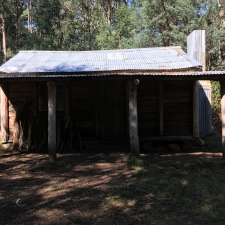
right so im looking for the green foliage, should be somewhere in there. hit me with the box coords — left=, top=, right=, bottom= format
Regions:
left=141, top=0, right=199, bottom=47
left=211, top=81, right=221, bottom=132
left=200, top=1, right=225, bottom=70
left=31, top=0, right=61, bottom=49
left=212, top=81, right=221, bottom=112
left=97, top=5, right=139, bottom=49
left=59, top=0, right=106, bottom=50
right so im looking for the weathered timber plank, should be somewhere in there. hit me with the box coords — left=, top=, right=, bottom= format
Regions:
left=47, top=81, right=57, bottom=161
left=127, top=79, right=139, bottom=154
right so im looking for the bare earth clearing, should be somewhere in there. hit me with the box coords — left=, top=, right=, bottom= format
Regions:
left=0, top=150, right=225, bottom=225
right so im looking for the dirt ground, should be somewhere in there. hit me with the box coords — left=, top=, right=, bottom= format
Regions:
left=0, top=150, right=225, bottom=225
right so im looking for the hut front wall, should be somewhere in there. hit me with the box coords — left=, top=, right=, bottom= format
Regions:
left=1, top=79, right=194, bottom=152
left=70, top=80, right=127, bottom=140
left=164, top=81, right=193, bottom=136
left=3, top=80, right=128, bottom=151
left=138, top=80, right=193, bottom=138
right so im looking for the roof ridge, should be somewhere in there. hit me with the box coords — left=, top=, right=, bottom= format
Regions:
left=18, top=46, right=183, bottom=53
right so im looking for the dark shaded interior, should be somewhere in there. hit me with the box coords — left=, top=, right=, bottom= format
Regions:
left=2, top=79, right=199, bottom=153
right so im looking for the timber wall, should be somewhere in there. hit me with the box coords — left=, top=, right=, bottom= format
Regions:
left=1, top=79, right=196, bottom=152
left=138, top=80, right=193, bottom=138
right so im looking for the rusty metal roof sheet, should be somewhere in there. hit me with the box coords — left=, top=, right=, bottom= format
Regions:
left=0, top=47, right=201, bottom=74
left=0, top=70, right=225, bottom=81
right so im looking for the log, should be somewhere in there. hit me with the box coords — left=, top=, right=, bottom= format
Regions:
left=142, top=136, right=193, bottom=142
left=0, top=84, right=9, bottom=143
left=127, top=79, right=140, bottom=154
left=47, top=81, right=57, bottom=161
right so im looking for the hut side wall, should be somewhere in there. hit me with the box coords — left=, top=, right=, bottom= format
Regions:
left=198, top=81, right=212, bottom=137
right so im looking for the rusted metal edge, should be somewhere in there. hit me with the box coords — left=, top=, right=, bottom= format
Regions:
left=0, top=70, right=225, bottom=81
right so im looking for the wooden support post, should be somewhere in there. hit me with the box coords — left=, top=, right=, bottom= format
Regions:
left=193, top=81, right=200, bottom=138
left=159, top=82, right=164, bottom=136
left=220, top=81, right=225, bottom=158
left=0, top=84, right=9, bottom=143
left=47, top=81, right=57, bottom=161
left=127, top=79, right=140, bottom=154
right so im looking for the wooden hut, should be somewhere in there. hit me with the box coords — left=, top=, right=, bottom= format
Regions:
left=0, top=30, right=224, bottom=160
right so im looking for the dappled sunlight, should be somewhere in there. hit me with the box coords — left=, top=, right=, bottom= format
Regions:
left=35, top=208, right=66, bottom=223
left=0, top=152, right=225, bottom=225
left=104, top=195, right=136, bottom=209
left=160, top=151, right=223, bottom=158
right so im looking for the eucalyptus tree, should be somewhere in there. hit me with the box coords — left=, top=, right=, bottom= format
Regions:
left=0, top=0, right=25, bottom=60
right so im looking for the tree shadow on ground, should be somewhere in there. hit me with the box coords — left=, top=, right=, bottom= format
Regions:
left=0, top=151, right=225, bottom=225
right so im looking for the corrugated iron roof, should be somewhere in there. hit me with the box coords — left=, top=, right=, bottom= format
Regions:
left=0, top=47, right=201, bottom=74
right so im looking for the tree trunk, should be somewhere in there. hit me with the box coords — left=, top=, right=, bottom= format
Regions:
left=27, top=0, right=32, bottom=33
left=15, top=0, right=19, bottom=50
left=0, top=14, right=7, bottom=62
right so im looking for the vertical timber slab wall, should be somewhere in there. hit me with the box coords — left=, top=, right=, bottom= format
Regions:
left=69, top=80, right=127, bottom=150
left=164, top=81, right=193, bottom=136
left=2, top=80, right=128, bottom=152
left=138, top=80, right=193, bottom=138
left=61, top=80, right=128, bottom=151
left=138, top=80, right=159, bottom=137
left=198, top=81, right=212, bottom=137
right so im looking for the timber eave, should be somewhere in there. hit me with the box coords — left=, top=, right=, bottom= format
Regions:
left=0, top=70, right=225, bottom=81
